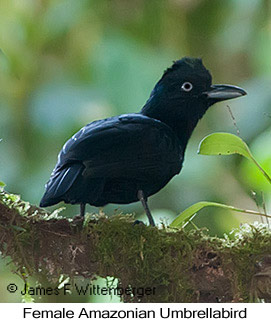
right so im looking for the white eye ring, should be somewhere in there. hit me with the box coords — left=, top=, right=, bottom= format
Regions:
left=181, top=82, right=193, bottom=92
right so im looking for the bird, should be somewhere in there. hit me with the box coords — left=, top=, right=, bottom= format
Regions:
left=40, top=57, right=246, bottom=226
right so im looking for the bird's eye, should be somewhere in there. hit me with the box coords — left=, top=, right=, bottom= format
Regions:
left=181, top=82, right=193, bottom=92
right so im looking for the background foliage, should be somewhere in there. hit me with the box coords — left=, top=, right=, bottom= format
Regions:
left=0, top=0, right=271, bottom=302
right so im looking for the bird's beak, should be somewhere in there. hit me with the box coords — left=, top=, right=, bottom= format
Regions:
left=205, top=84, right=247, bottom=102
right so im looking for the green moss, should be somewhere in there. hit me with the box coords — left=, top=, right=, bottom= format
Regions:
left=1, top=189, right=271, bottom=302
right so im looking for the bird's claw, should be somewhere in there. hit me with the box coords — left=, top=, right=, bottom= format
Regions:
left=133, top=220, right=145, bottom=226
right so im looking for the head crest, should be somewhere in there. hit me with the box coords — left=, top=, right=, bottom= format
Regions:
left=162, top=57, right=210, bottom=80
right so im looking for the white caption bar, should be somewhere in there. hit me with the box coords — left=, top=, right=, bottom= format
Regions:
left=0, top=303, right=269, bottom=322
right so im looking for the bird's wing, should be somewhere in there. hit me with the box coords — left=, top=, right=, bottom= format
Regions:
left=40, top=114, right=182, bottom=206
left=58, top=113, right=182, bottom=177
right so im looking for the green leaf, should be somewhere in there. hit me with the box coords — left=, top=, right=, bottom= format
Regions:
left=198, top=132, right=252, bottom=159
left=198, top=132, right=271, bottom=184
left=170, top=201, right=271, bottom=228
left=10, top=225, right=26, bottom=232
left=0, top=181, right=6, bottom=187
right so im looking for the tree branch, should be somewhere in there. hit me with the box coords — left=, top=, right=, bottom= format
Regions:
left=0, top=188, right=270, bottom=302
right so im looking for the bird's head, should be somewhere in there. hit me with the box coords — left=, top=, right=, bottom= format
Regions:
left=141, top=57, right=246, bottom=146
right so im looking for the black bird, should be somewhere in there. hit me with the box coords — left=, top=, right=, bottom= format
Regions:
left=40, top=57, right=246, bottom=226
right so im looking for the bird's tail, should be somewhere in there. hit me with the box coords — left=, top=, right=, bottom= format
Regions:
left=40, top=163, right=84, bottom=207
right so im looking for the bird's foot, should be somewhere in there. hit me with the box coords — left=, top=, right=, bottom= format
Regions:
left=133, top=220, right=145, bottom=226
left=72, top=215, right=84, bottom=231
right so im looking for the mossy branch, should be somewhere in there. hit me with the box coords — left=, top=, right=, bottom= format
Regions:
left=0, top=188, right=271, bottom=303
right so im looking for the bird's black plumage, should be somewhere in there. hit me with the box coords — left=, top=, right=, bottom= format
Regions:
left=40, top=57, right=246, bottom=225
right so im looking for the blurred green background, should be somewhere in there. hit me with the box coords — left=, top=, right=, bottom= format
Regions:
left=0, top=0, right=271, bottom=302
